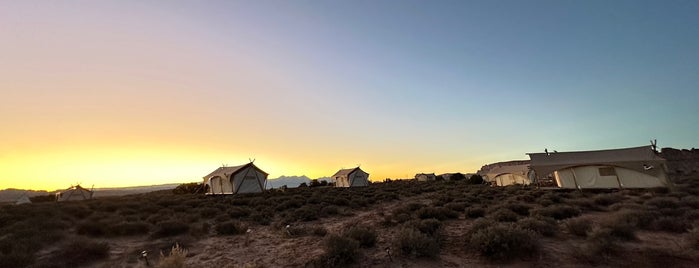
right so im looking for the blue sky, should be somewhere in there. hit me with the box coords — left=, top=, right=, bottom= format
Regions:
left=1, top=0, right=698, bottom=189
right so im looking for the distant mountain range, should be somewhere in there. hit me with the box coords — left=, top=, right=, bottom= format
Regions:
left=0, top=176, right=334, bottom=203
left=266, top=175, right=333, bottom=189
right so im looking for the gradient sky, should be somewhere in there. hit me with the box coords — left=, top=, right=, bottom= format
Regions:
left=2, top=0, right=698, bottom=190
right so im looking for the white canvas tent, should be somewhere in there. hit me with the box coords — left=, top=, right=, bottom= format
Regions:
left=478, top=161, right=532, bottom=186
left=415, top=173, right=437, bottom=181
left=528, top=145, right=669, bottom=189
left=15, top=193, right=32, bottom=205
left=56, top=185, right=94, bottom=202
left=203, top=163, right=268, bottom=194
left=332, top=167, right=369, bottom=187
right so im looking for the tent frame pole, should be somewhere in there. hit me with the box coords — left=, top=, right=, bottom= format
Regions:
left=570, top=168, right=582, bottom=191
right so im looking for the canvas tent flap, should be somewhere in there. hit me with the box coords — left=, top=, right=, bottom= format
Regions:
left=528, top=146, right=666, bottom=177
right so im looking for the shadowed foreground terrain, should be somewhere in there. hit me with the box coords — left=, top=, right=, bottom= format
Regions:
left=1, top=174, right=699, bottom=267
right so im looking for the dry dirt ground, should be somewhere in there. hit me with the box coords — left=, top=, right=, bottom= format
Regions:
left=72, top=191, right=698, bottom=268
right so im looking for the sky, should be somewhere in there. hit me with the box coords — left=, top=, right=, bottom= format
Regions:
left=1, top=0, right=698, bottom=190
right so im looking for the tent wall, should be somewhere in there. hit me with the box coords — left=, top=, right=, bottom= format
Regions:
left=553, top=165, right=668, bottom=189
left=350, top=170, right=369, bottom=187
left=232, top=166, right=266, bottom=193
left=494, top=173, right=531, bottom=186
left=208, top=176, right=233, bottom=194
left=616, top=167, right=668, bottom=188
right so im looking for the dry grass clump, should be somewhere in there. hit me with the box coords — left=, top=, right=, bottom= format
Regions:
left=310, top=235, right=360, bottom=267
left=573, top=227, right=623, bottom=265
left=490, top=208, right=519, bottom=222
left=532, top=204, right=580, bottom=220
left=517, top=216, right=557, bottom=237
left=156, top=243, right=188, bottom=268
left=393, top=227, right=440, bottom=258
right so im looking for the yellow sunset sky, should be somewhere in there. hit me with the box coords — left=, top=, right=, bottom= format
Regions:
left=2, top=1, right=697, bottom=190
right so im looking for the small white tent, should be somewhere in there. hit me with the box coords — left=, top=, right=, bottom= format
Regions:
left=332, top=167, right=369, bottom=187
left=15, top=193, right=32, bottom=205
left=203, top=163, right=268, bottom=194
left=528, top=145, right=670, bottom=189
left=56, top=185, right=94, bottom=202
left=415, top=173, right=437, bottom=181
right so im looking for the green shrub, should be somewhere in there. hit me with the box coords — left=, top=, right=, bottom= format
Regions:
left=393, top=227, right=440, bottom=258
left=565, top=218, right=593, bottom=237
left=533, top=205, right=580, bottom=220
left=343, top=225, right=377, bottom=248
left=467, top=222, right=539, bottom=261
left=153, top=220, right=190, bottom=237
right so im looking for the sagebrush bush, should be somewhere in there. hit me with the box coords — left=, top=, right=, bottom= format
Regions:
left=416, top=207, right=458, bottom=221
left=574, top=228, right=621, bottom=264
left=533, top=205, right=580, bottom=220
left=518, top=217, right=557, bottom=237
left=565, top=217, right=593, bottom=237
left=466, top=207, right=486, bottom=218
left=393, top=227, right=440, bottom=258
left=652, top=216, right=691, bottom=233
left=504, top=203, right=531, bottom=216
left=153, top=220, right=190, bottom=238
left=111, top=221, right=150, bottom=236
left=467, top=222, right=539, bottom=261
left=612, top=209, right=657, bottom=230
left=594, top=194, right=624, bottom=206
left=343, top=225, right=377, bottom=248
left=491, top=208, right=519, bottom=222
left=41, top=238, right=110, bottom=267
left=216, top=221, right=246, bottom=236
left=644, top=197, right=679, bottom=209
left=689, top=228, right=699, bottom=249
left=413, top=219, right=442, bottom=237
left=319, top=235, right=360, bottom=266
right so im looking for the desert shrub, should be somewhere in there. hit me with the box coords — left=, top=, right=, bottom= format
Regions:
left=61, top=205, right=93, bottom=219
left=228, top=207, right=251, bottom=218
left=468, top=174, right=484, bottom=184
left=198, top=207, right=220, bottom=218
left=518, top=217, right=557, bottom=237
left=319, top=235, right=360, bottom=266
left=450, top=173, right=466, bottom=181
left=343, top=225, right=377, bottom=248
left=156, top=243, right=187, bottom=268
left=153, top=220, right=190, bottom=238
left=466, top=207, right=486, bottom=218
left=574, top=228, right=622, bottom=264
left=416, top=207, right=458, bottom=221
left=393, top=227, right=440, bottom=258
left=504, top=203, right=531, bottom=216
left=594, top=194, right=624, bottom=206
left=533, top=205, right=580, bottom=220
left=77, top=221, right=108, bottom=237
left=312, top=226, right=328, bottom=237
left=445, top=202, right=468, bottom=212
left=565, top=218, right=593, bottom=237
left=214, top=220, right=244, bottom=236
left=609, top=202, right=644, bottom=211
left=680, top=196, right=699, bottom=209
left=41, top=238, right=110, bottom=267
left=491, top=208, right=519, bottom=222
left=689, top=228, right=699, bottom=249
left=287, top=206, right=319, bottom=222
left=320, top=205, right=340, bottom=216
left=567, top=199, right=601, bottom=212
left=601, top=219, right=636, bottom=241
left=613, top=209, right=658, bottom=230
left=413, top=219, right=442, bottom=237
left=652, top=216, right=691, bottom=233
left=111, top=221, right=150, bottom=236
left=467, top=222, right=539, bottom=261
left=249, top=211, right=272, bottom=226
left=644, top=197, right=679, bottom=209
left=173, top=182, right=202, bottom=195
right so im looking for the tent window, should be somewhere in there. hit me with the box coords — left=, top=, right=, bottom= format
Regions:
left=598, top=167, right=617, bottom=176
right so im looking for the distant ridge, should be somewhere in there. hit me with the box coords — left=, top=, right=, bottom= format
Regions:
left=266, top=176, right=333, bottom=189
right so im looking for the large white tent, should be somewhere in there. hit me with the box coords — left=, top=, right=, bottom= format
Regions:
left=528, top=145, right=670, bottom=189
left=203, top=163, right=268, bottom=194
left=56, top=185, right=94, bottom=202
left=332, top=167, right=369, bottom=187
left=478, top=161, right=532, bottom=186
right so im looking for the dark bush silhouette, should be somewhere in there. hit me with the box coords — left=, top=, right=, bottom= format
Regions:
left=173, top=182, right=203, bottom=194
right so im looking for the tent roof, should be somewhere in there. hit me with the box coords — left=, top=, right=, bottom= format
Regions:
left=203, top=163, right=268, bottom=180
left=483, top=164, right=530, bottom=180
left=528, top=145, right=666, bottom=176
left=332, top=167, right=367, bottom=177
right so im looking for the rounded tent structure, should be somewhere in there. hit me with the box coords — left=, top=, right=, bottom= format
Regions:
left=203, top=162, right=268, bottom=194
left=478, top=160, right=532, bottom=186
left=415, top=173, right=437, bottom=181
left=56, top=185, right=94, bottom=202
left=332, top=167, right=369, bottom=187
left=528, top=145, right=670, bottom=189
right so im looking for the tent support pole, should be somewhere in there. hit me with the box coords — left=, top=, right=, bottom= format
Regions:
left=570, top=168, right=582, bottom=192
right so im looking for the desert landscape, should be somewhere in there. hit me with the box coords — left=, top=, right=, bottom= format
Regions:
left=2, top=168, right=698, bottom=267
